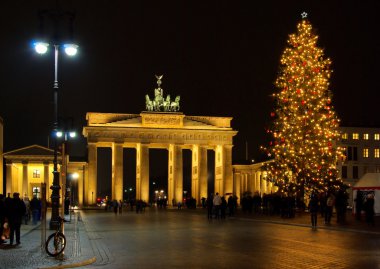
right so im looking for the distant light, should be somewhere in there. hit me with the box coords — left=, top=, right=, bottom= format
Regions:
left=129, top=188, right=132, bottom=191
left=34, top=42, right=49, bottom=54
left=56, top=131, right=63, bottom=138
left=69, top=132, right=76, bottom=138
left=64, top=44, right=78, bottom=56
left=72, top=172, right=79, bottom=179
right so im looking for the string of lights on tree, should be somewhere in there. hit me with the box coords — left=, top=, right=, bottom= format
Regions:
left=261, top=12, right=346, bottom=196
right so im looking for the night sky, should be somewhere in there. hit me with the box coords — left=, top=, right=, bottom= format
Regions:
left=1, top=0, right=380, bottom=165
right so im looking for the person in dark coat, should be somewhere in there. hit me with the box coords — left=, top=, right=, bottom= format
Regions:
left=30, top=195, right=40, bottom=225
left=8, top=193, right=26, bottom=245
left=364, top=193, right=375, bottom=226
left=308, top=193, right=319, bottom=229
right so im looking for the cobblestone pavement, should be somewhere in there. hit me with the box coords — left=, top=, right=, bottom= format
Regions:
left=79, top=208, right=380, bottom=269
left=1, top=208, right=379, bottom=269
left=0, top=212, right=95, bottom=269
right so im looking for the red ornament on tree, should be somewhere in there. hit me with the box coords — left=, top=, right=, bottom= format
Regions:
left=270, top=112, right=276, bottom=117
left=301, top=100, right=306, bottom=105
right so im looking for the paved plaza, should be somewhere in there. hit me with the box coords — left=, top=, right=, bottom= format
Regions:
left=0, top=207, right=380, bottom=269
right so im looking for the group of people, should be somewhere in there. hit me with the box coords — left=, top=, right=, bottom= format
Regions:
left=206, top=193, right=238, bottom=219
left=0, top=193, right=27, bottom=246
left=104, top=198, right=148, bottom=214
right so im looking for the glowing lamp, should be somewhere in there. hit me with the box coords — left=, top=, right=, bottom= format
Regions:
left=34, top=42, right=49, bottom=54
left=64, top=44, right=78, bottom=56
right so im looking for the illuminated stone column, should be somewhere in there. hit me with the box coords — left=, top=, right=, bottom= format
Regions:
left=215, top=145, right=233, bottom=196
left=214, top=145, right=224, bottom=195
left=112, top=142, right=123, bottom=201
left=224, top=145, right=233, bottom=196
left=168, top=145, right=174, bottom=204
left=22, top=161, right=28, bottom=198
left=5, top=161, right=12, bottom=195
left=86, top=143, right=97, bottom=205
left=259, top=172, right=266, bottom=196
left=240, top=173, right=244, bottom=193
left=77, top=165, right=84, bottom=207
left=199, top=146, right=208, bottom=201
left=191, top=145, right=200, bottom=204
left=234, top=172, right=241, bottom=202
left=136, top=143, right=149, bottom=202
left=247, top=173, right=253, bottom=194
left=253, top=172, right=258, bottom=194
left=173, top=145, right=183, bottom=204
left=43, top=162, right=50, bottom=201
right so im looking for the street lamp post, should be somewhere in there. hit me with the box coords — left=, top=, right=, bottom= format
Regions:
left=34, top=42, right=78, bottom=230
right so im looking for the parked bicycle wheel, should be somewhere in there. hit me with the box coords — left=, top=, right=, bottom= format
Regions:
left=45, top=232, right=66, bottom=257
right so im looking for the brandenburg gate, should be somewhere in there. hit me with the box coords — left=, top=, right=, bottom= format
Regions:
left=82, top=76, right=237, bottom=205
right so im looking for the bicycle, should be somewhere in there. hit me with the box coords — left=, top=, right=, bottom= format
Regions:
left=45, top=216, right=66, bottom=257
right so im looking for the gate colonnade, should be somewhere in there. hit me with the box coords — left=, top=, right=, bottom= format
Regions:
left=83, top=112, right=237, bottom=205
left=232, top=162, right=278, bottom=199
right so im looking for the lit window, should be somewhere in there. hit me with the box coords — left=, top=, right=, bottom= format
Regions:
left=363, top=148, right=369, bottom=158
left=352, top=133, right=359, bottom=140
left=363, top=133, right=369, bottom=140
left=33, top=169, right=40, bottom=178
left=375, top=134, right=380, bottom=140
left=342, top=133, right=348, bottom=140
left=375, top=148, right=380, bottom=158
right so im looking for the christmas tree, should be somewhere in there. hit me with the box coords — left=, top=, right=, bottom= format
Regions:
left=261, top=13, right=345, bottom=197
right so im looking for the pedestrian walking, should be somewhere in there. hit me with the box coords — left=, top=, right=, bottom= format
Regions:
left=308, top=192, right=319, bottom=229
left=213, top=192, right=222, bottom=219
left=364, top=193, right=375, bottom=226
left=221, top=196, right=227, bottom=219
left=30, top=195, right=40, bottom=225
left=23, top=197, right=30, bottom=225
left=119, top=200, right=123, bottom=214
left=8, top=193, right=26, bottom=245
left=113, top=200, right=118, bottom=215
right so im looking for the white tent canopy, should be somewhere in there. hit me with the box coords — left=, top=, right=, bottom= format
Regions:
left=352, top=173, right=380, bottom=215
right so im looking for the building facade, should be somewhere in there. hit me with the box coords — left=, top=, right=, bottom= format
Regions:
left=3, top=145, right=87, bottom=208
left=338, top=126, right=380, bottom=188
